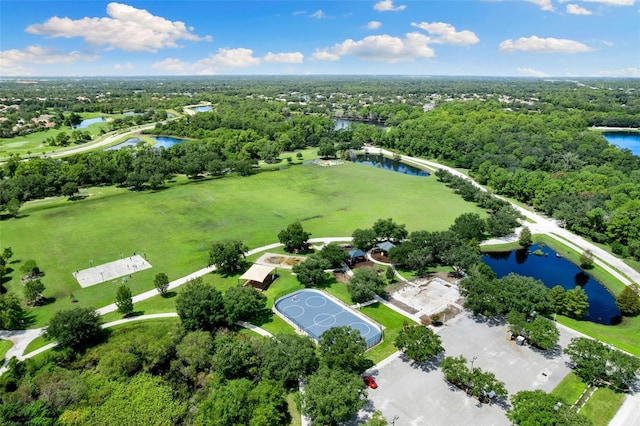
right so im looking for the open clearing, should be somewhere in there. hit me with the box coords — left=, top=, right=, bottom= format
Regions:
left=1, top=162, right=485, bottom=326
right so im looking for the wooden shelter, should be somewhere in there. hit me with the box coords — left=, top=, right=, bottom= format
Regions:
left=239, top=264, right=276, bottom=290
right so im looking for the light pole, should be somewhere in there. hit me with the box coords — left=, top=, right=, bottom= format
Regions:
left=392, top=415, right=399, bottom=425
left=470, top=356, right=477, bottom=372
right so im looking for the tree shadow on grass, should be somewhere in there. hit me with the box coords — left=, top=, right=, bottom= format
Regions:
left=161, top=291, right=177, bottom=299
left=248, top=308, right=276, bottom=329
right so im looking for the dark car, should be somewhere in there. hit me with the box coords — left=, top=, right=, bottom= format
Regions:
left=362, top=375, right=378, bottom=389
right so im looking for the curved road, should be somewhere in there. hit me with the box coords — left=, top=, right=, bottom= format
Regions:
left=364, top=146, right=640, bottom=287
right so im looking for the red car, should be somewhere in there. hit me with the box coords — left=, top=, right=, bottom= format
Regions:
left=362, top=375, right=378, bottom=389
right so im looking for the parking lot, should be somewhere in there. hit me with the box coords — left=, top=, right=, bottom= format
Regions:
left=355, top=313, right=579, bottom=425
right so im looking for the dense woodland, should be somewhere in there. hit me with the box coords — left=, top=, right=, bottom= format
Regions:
left=2, top=77, right=639, bottom=259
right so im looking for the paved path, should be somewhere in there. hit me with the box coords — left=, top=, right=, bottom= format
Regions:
left=364, top=146, right=640, bottom=288
left=0, top=238, right=352, bottom=373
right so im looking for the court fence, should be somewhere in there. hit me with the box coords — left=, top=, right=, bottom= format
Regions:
left=273, top=291, right=382, bottom=349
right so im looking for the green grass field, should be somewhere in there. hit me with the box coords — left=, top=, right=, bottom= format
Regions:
left=2, top=161, right=484, bottom=327
left=579, top=387, right=625, bottom=426
left=0, top=339, right=12, bottom=364
left=552, top=372, right=587, bottom=405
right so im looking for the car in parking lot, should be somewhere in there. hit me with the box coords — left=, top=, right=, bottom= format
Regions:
left=362, top=375, right=378, bottom=389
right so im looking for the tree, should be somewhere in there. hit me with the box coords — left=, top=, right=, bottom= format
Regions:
left=86, top=374, right=184, bottom=425
left=278, top=222, right=311, bottom=252
left=21, top=259, right=40, bottom=278
left=23, top=279, right=46, bottom=306
left=174, top=330, right=215, bottom=379
left=549, top=285, right=566, bottom=313
left=115, top=284, right=133, bottom=316
left=0, top=292, right=25, bottom=329
left=6, top=198, right=21, bottom=217
left=563, top=287, right=589, bottom=319
left=564, top=337, right=640, bottom=390
left=616, top=286, right=640, bottom=316
left=2, top=246, right=13, bottom=262
left=208, top=240, right=248, bottom=274
left=260, top=334, right=319, bottom=388
left=44, top=307, right=103, bottom=351
left=486, top=206, right=520, bottom=238
left=317, top=243, right=348, bottom=268
left=518, top=227, right=533, bottom=248
left=317, top=141, right=337, bottom=158
left=441, top=355, right=507, bottom=403
left=394, top=325, right=443, bottom=363
left=197, top=378, right=288, bottom=426
left=175, top=277, right=226, bottom=331
left=352, top=228, right=378, bottom=250
left=224, top=285, right=267, bottom=324
left=372, top=218, right=408, bottom=242
left=449, top=212, right=486, bottom=241
left=580, top=250, right=594, bottom=269
left=508, top=390, right=590, bottom=426
left=301, top=367, right=367, bottom=426
left=212, top=334, right=259, bottom=381
left=154, top=272, right=170, bottom=296
left=319, top=326, right=370, bottom=374
left=526, top=316, right=560, bottom=350
left=347, top=267, right=387, bottom=303
left=292, top=255, right=329, bottom=287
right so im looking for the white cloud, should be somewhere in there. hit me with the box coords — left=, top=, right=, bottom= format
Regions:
left=0, top=45, right=98, bottom=76
left=26, top=2, right=211, bottom=53
left=114, top=62, right=134, bottom=69
left=310, top=10, right=327, bottom=19
left=517, top=67, right=549, bottom=77
left=411, top=22, right=479, bottom=45
left=526, top=0, right=556, bottom=11
left=367, top=21, right=383, bottom=30
left=264, top=52, right=304, bottom=63
left=374, top=0, right=407, bottom=12
left=310, top=50, right=341, bottom=61
left=292, top=10, right=307, bottom=16
left=597, top=67, right=640, bottom=77
left=567, top=4, right=593, bottom=14
left=499, top=36, right=592, bottom=53
left=312, top=32, right=435, bottom=63
left=583, top=0, right=636, bottom=5
left=152, top=48, right=304, bottom=74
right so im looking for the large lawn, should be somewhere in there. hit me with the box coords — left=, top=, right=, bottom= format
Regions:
left=1, top=161, right=483, bottom=327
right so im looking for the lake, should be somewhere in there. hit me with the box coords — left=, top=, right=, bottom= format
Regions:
left=73, top=117, right=105, bottom=129
left=603, top=131, right=640, bottom=156
left=191, top=105, right=213, bottom=113
left=152, top=136, right=186, bottom=148
left=352, top=153, right=429, bottom=176
left=482, top=245, right=621, bottom=324
left=105, top=137, right=141, bottom=150
left=334, top=118, right=386, bottom=130
left=105, top=136, right=185, bottom=150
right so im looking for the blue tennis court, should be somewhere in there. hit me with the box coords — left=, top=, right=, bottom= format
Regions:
left=274, top=289, right=382, bottom=348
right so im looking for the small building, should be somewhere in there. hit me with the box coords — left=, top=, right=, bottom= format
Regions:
left=375, top=241, right=396, bottom=256
left=347, top=249, right=367, bottom=265
left=239, top=264, right=276, bottom=290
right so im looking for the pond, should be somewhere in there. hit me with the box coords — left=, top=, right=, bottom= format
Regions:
left=73, top=117, right=105, bottom=129
left=603, top=131, right=640, bottom=156
left=105, top=137, right=141, bottom=151
left=152, top=136, right=186, bottom=148
left=334, top=118, right=386, bottom=130
left=352, top=153, right=429, bottom=176
left=191, top=105, right=213, bottom=113
left=482, top=245, right=621, bottom=324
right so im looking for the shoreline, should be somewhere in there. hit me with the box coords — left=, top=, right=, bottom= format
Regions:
left=591, top=126, right=640, bottom=132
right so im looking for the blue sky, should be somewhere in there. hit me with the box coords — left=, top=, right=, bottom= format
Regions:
left=1, top=0, right=638, bottom=77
